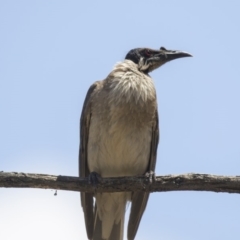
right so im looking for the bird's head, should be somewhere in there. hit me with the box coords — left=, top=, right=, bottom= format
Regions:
left=125, top=47, right=192, bottom=73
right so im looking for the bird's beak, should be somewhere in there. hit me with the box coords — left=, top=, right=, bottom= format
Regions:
left=147, top=47, right=192, bottom=71
left=153, top=47, right=192, bottom=62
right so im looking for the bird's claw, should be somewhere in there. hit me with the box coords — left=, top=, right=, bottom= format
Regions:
left=88, top=171, right=101, bottom=186
left=145, top=171, right=156, bottom=184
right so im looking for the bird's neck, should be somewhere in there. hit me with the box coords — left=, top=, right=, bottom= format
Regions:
left=106, top=60, right=156, bottom=105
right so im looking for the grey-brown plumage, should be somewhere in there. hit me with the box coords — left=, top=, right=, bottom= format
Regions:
left=79, top=47, right=192, bottom=240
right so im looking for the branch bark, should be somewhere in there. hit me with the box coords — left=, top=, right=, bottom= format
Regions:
left=1, top=171, right=240, bottom=194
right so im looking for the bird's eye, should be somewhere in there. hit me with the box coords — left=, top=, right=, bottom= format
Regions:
left=145, top=49, right=151, bottom=56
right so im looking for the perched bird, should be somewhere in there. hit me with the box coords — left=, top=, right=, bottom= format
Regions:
left=79, top=47, right=191, bottom=240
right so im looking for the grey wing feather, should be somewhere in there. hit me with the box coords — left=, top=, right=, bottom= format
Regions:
left=127, top=109, right=159, bottom=240
left=79, top=81, right=100, bottom=240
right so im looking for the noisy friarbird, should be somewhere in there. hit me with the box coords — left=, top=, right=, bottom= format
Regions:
left=79, top=47, right=192, bottom=240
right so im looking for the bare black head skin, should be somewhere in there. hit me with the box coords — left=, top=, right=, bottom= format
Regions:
left=125, top=47, right=192, bottom=73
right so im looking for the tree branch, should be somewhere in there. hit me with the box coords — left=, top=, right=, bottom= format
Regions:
left=1, top=171, right=240, bottom=194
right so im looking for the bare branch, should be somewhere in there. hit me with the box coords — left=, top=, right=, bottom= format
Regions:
left=1, top=171, right=240, bottom=194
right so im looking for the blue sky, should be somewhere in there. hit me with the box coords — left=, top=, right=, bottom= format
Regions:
left=1, top=1, right=240, bottom=239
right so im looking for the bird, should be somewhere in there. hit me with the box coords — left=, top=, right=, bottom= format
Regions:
left=79, top=46, right=192, bottom=240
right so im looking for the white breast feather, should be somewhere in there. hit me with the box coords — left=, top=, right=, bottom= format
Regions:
left=108, top=60, right=156, bottom=105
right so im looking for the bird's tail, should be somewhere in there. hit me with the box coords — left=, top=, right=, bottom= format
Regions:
left=93, top=212, right=124, bottom=240
left=92, top=193, right=128, bottom=240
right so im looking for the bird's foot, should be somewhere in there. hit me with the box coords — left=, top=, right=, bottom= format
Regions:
left=88, top=171, right=101, bottom=186
left=145, top=170, right=156, bottom=184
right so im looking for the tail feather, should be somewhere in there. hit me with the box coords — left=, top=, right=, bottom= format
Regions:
left=93, top=214, right=124, bottom=240
left=92, top=193, right=128, bottom=240
left=108, top=219, right=124, bottom=240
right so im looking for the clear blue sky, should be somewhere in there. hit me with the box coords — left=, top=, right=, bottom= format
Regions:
left=1, top=1, right=240, bottom=239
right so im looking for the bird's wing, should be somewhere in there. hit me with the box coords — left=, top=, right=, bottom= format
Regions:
left=127, top=109, right=159, bottom=240
left=79, top=81, right=100, bottom=240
